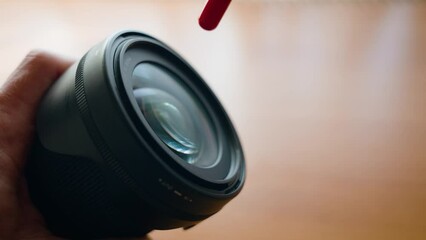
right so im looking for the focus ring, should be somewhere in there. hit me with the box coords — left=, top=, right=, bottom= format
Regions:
left=75, top=54, right=139, bottom=190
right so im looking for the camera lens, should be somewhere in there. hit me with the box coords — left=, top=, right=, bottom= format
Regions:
left=26, top=31, right=245, bottom=239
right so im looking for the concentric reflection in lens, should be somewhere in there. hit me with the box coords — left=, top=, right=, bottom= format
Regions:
left=133, top=88, right=199, bottom=163
left=131, top=63, right=218, bottom=167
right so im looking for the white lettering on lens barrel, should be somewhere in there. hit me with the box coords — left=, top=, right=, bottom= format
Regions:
left=158, top=178, right=193, bottom=203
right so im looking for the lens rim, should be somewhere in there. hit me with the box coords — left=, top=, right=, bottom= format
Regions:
left=113, top=38, right=240, bottom=186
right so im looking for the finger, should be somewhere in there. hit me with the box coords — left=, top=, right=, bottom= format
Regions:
left=0, top=50, right=73, bottom=118
left=18, top=178, right=45, bottom=227
left=16, top=179, right=57, bottom=239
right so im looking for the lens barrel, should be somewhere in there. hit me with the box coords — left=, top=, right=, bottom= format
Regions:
left=26, top=31, right=245, bottom=239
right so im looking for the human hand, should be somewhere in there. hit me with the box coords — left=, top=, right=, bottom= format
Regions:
left=0, top=51, right=151, bottom=240
left=0, top=51, right=73, bottom=240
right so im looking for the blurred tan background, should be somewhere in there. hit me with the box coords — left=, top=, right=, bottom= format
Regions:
left=1, top=0, right=426, bottom=239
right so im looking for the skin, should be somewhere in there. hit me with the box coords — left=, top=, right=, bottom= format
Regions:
left=0, top=51, right=150, bottom=240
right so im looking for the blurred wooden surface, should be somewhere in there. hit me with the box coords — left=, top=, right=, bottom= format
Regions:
left=1, top=0, right=426, bottom=239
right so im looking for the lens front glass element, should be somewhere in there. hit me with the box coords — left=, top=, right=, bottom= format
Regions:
left=132, top=63, right=218, bottom=168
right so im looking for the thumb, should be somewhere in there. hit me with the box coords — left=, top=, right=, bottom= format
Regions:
left=1, top=50, right=73, bottom=120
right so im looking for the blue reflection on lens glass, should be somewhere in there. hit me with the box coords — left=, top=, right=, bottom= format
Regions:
left=131, top=63, right=219, bottom=167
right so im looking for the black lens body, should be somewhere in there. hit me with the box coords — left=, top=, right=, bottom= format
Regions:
left=26, top=31, right=245, bottom=239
